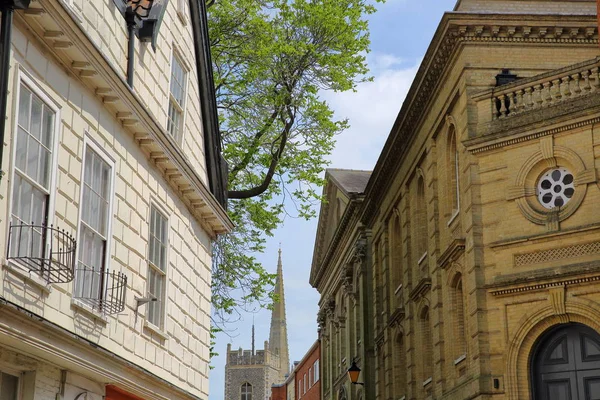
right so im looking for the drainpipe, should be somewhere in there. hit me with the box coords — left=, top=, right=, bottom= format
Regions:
left=125, top=5, right=136, bottom=88
left=0, top=1, right=29, bottom=182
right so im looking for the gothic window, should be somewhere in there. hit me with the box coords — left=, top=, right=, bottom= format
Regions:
left=447, top=126, right=460, bottom=214
left=241, top=382, right=252, bottom=400
left=452, top=274, right=467, bottom=361
left=420, top=306, right=433, bottom=385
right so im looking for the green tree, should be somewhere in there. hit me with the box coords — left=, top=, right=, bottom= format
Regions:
left=208, top=0, right=382, bottom=327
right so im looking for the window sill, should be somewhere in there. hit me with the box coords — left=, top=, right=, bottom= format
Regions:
left=177, top=10, right=187, bottom=26
left=3, top=262, right=52, bottom=294
left=418, top=252, right=428, bottom=266
left=447, top=209, right=460, bottom=227
left=394, top=283, right=403, bottom=296
left=144, top=320, right=168, bottom=341
left=454, top=354, right=467, bottom=365
left=71, top=299, right=108, bottom=324
left=422, top=377, right=432, bottom=387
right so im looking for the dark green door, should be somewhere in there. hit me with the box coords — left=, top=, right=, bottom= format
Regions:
left=532, top=323, right=600, bottom=400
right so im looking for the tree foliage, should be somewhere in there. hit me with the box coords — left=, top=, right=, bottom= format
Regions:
left=208, top=0, right=382, bottom=327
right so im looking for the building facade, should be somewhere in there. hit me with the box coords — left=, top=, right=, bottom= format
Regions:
left=225, top=250, right=290, bottom=400
left=294, top=340, right=320, bottom=400
left=311, top=1, right=600, bottom=400
left=270, top=340, right=321, bottom=400
left=0, top=0, right=231, bottom=399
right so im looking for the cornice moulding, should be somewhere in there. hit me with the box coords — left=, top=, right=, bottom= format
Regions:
left=360, top=12, right=598, bottom=227
left=310, top=199, right=363, bottom=290
left=20, top=0, right=233, bottom=237
left=0, top=299, right=202, bottom=400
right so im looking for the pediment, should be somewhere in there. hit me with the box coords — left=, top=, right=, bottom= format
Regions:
left=309, top=169, right=371, bottom=288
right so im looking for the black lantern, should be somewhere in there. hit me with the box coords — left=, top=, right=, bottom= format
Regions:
left=347, top=359, right=364, bottom=385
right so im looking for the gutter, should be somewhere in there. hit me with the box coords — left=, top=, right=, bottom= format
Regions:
left=188, top=0, right=228, bottom=209
left=0, top=0, right=30, bottom=182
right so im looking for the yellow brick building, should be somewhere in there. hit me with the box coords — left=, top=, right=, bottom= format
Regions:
left=310, top=1, right=600, bottom=399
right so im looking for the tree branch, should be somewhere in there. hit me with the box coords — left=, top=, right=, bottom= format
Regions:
left=229, top=106, right=281, bottom=180
left=228, top=106, right=295, bottom=199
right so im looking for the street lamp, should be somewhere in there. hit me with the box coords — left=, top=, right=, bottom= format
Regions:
left=347, top=359, right=364, bottom=386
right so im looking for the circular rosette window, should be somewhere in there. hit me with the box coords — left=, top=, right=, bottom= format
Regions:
left=536, top=168, right=575, bottom=209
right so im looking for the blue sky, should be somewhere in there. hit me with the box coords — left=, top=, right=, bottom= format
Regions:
left=208, top=1, right=457, bottom=398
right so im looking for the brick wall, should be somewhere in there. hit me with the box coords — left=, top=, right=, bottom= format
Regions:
left=295, top=341, right=320, bottom=400
left=271, top=384, right=286, bottom=400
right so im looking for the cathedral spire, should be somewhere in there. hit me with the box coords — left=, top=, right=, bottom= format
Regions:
left=269, top=246, right=289, bottom=381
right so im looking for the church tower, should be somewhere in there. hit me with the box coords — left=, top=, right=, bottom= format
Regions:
left=269, top=248, right=290, bottom=383
left=223, top=250, right=291, bottom=400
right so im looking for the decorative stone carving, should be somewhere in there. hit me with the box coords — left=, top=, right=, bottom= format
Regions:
left=352, top=238, right=367, bottom=265
left=549, top=286, right=568, bottom=323
left=507, top=139, right=594, bottom=230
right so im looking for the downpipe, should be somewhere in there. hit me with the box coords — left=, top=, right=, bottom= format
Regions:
left=125, top=6, right=136, bottom=88
left=0, top=6, right=13, bottom=183
left=0, top=0, right=29, bottom=183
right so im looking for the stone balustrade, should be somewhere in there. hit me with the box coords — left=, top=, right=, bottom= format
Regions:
left=490, top=58, right=600, bottom=120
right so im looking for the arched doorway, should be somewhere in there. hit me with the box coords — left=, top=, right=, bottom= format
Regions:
left=531, top=323, right=600, bottom=399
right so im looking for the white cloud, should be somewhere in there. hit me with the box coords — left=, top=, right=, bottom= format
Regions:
left=323, top=54, right=419, bottom=171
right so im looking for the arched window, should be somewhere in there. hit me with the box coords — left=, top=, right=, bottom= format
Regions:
left=394, top=333, right=407, bottom=397
left=241, top=382, right=252, bottom=400
left=452, top=274, right=467, bottom=360
left=415, top=176, right=428, bottom=278
left=391, top=212, right=403, bottom=298
left=447, top=127, right=460, bottom=213
left=420, top=306, right=433, bottom=384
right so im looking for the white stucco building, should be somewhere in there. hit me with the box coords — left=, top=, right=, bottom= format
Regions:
left=0, top=0, right=231, bottom=399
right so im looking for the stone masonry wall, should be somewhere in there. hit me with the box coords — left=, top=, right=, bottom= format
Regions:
left=57, top=0, right=208, bottom=183
left=0, top=21, right=213, bottom=398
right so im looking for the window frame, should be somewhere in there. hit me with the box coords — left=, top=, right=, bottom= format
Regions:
left=240, top=382, right=252, bottom=400
left=304, top=373, right=307, bottom=393
left=176, top=0, right=187, bottom=25
left=0, top=369, right=21, bottom=400
left=7, top=69, right=61, bottom=272
left=314, top=359, right=320, bottom=382
left=166, top=48, right=189, bottom=144
left=145, top=200, right=170, bottom=331
left=74, top=135, right=116, bottom=302
left=447, top=127, right=460, bottom=225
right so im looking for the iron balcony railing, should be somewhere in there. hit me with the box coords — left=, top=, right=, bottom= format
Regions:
left=73, top=265, right=127, bottom=315
left=7, top=222, right=76, bottom=284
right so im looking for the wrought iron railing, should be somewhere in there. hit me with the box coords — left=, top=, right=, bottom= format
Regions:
left=73, top=265, right=127, bottom=315
left=7, top=223, right=76, bottom=283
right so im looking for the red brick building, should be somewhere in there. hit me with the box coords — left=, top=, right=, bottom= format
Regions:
left=295, top=340, right=321, bottom=400
left=270, top=340, right=320, bottom=400
left=271, top=383, right=287, bottom=400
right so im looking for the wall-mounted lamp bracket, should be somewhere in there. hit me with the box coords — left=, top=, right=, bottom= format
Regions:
left=134, top=296, right=157, bottom=324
